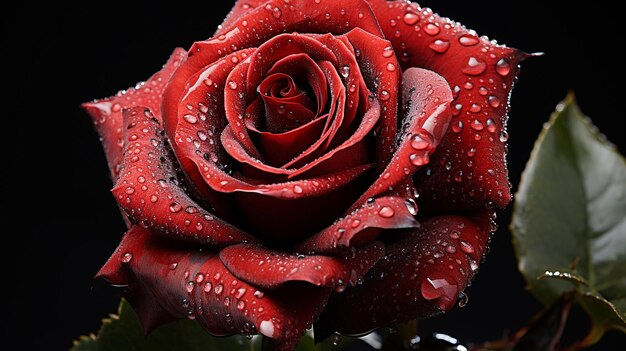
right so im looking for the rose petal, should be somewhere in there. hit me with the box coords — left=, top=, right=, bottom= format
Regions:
left=166, top=48, right=256, bottom=217
left=344, top=28, right=401, bottom=170
left=112, top=107, right=255, bottom=245
left=82, top=48, right=186, bottom=179
left=367, top=0, right=526, bottom=210
left=317, top=211, right=495, bottom=335
left=219, top=242, right=384, bottom=292
left=97, top=226, right=329, bottom=351
left=350, top=67, right=453, bottom=207
left=294, top=196, right=419, bottom=254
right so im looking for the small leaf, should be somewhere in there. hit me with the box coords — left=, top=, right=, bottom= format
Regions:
left=71, top=299, right=261, bottom=351
left=511, top=95, right=626, bottom=340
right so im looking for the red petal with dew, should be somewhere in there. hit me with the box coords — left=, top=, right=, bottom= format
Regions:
left=219, top=242, right=384, bottom=292
left=97, top=226, right=330, bottom=351
left=112, top=107, right=255, bottom=246
left=82, top=48, right=186, bottom=179
left=318, top=211, right=495, bottom=335
left=367, top=0, right=526, bottom=210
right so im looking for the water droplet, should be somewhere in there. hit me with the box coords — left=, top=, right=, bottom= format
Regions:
left=464, top=81, right=474, bottom=90
left=411, top=134, right=430, bottom=150
left=386, top=62, right=396, bottom=72
left=185, top=206, right=198, bottom=214
left=195, top=273, right=204, bottom=284
left=478, top=86, right=489, bottom=96
left=331, top=333, right=342, bottom=346
left=121, top=252, right=133, bottom=263
left=454, top=170, right=463, bottom=182
left=228, top=81, right=238, bottom=90
left=186, top=281, right=195, bottom=293
left=378, top=206, right=395, bottom=218
left=496, top=58, right=511, bottom=76
left=488, top=95, right=501, bottom=108
left=125, top=186, right=135, bottom=195
left=460, top=241, right=475, bottom=254
left=382, top=46, right=394, bottom=58
left=272, top=7, right=282, bottom=18
left=469, top=259, right=479, bottom=271
left=379, top=90, right=390, bottom=101
left=486, top=118, right=497, bottom=133
left=469, top=103, right=482, bottom=113
left=181, top=298, right=189, bottom=308
left=487, top=168, right=496, bottom=176
left=204, top=281, right=212, bottom=293
left=150, top=195, right=158, bottom=203
left=449, top=230, right=460, bottom=239
left=445, top=162, right=452, bottom=171
left=169, top=262, right=178, bottom=270
left=237, top=300, right=246, bottom=310
left=169, top=202, right=182, bottom=213
left=462, top=57, right=487, bottom=76
left=403, top=12, right=419, bottom=25
left=470, top=119, right=484, bottom=131
left=254, top=290, right=264, bottom=298
left=459, top=34, right=479, bottom=46
left=293, top=185, right=303, bottom=194
left=183, top=114, right=197, bottom=124
left=404, top=199, right=418, bottom=215
left=452, top=120, right=464, bottom=133
left=339, top=65, right=350, bottom=78
left=429, top=39, right=450, bottom=53
left=458, top=291, right=469, bottom=307
left=467, top=147, right=476, bottom=157
left=410, top=153, right=429, bottom=166
left=424, top=23, right=440, bottom=36
left=214, top=284, right=224, bottom=294
left=350, top=219, right=361, bottom=228
left=499, top=130, right=509, bottom=142
left=446, top=245, right=457, bottom=254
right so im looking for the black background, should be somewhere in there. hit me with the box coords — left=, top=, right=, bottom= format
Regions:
left=2, top=0, right=625, bottom=349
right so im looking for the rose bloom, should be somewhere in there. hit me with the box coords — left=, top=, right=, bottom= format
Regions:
left=83, top=1, right=525, bottom=349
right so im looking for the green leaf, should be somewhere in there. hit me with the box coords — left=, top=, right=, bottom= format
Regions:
left=71, top=299, right=355, bottom=351
left=71, top=299, right=261, bottom=351
left=511, top=95, right=626, bottom=339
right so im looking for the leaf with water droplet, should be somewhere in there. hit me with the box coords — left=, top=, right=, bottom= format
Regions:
left=512, top=96, right=626, bottom=342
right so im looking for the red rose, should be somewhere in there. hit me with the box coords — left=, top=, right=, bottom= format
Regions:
left=83, top=1, right=525, bottom=349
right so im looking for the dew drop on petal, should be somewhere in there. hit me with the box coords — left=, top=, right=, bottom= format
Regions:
left=378, top=206, right=395, bottom=218
left=404, top=199, right=418, bottom=215
left=486, top=118, right=497, bottom=133
left=496, top=58, right=511, bottom=76
left=183, top=114, right=197, bottom=124
left=488, top=95, right=501, bottom=108
left=460, top=241, right=475, bottom=254
left=459, top=34, right=479, bottom=46
left=403, top=12, right=419, bottom=25
left=121, top=252, right=133, bottom=263
left=470, top=119, right=484, bottom=131
left=462, top=57, right=487, bottom=76
left=458, top=291, right=469, bottom=307
left=382, top=46, right=394, bottom=58
left=451, top=120, right=464, bottom=133
left=169, top=202, right=182, bottom=213
left=379, top=90, right=390, bottom=101
left=429, top=39, right=450, bottom=53
left=424, top=23, right=440, bottom=36
left=499, top=130, right=509, bottom=142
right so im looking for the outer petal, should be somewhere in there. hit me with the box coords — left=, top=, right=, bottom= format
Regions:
left=219, top=242, right=384, bottom=292
left=82, top=48, right=186, bottom=179
left=317, top=211, right=495, bottom=336
left=367, top=0, right=526, bottom=210
left=111, top=107, right=255, bottom=246
left=97, top=226, right=330, bottom=351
